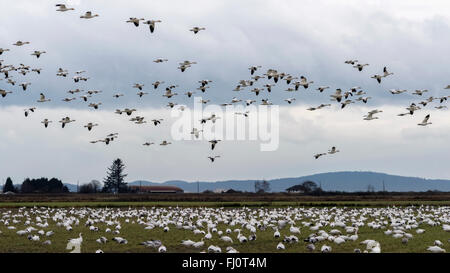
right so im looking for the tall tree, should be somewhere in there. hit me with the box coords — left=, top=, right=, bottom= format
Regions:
left=3, top=177, right=15, bottom=193
left=103, top=158, right=128, bottom=193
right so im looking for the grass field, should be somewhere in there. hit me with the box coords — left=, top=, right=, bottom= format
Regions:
left=0, top=204, right=449, bottom=253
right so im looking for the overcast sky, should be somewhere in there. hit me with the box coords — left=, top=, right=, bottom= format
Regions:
left=1, top=0, right=450, bottom=185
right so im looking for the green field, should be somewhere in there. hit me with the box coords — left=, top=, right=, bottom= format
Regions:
left=0, top=204, right=449, bottom=253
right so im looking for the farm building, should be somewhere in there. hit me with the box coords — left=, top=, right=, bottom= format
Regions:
left=129, top=185, right=184, bottom=193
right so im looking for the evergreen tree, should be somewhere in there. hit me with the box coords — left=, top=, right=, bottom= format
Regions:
left=3, top=177, right=15, bottom=193
left=103, top=158, right=128, bottom=193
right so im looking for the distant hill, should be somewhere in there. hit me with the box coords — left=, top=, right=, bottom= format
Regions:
left=128, top=171, right=450, bottom=193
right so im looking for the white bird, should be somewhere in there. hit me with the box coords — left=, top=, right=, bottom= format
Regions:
left=417, top=114, right=432, bottom=126
left=80, top=11, right=99, bottom=19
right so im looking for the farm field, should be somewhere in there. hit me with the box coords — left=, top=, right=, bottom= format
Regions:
left=0, top=205, right=449, bottom=253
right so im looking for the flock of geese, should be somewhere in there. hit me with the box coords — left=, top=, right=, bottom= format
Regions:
left=2, top=3, right=450, bottom=165
left=0, top=206, right=449, bottom=253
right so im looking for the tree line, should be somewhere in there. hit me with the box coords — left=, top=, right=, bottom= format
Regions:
left=2, top=158, right=129, bottom=194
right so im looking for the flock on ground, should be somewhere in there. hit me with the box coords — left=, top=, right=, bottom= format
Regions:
left=0, top=206, right=449, bottom=253
left=1, top=4, right=449, bottom=162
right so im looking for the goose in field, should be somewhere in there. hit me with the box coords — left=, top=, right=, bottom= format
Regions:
left=417, top=114, right=432, bottom=126
left=277, top=242, right=285, bottom=250
left=371, top=74, right=383, bottom=83
left=321, top=245, right=332, bottom=253
left=56, top=4, right=75, bottom=12
left=143, top=20, right=162, bottom=33
left=80, top=11, right=99, bottom=19
left=389, top=89, right=407, bottom=94
left=0, top=48, right=10, bottom=55
left=190, top=27, right=206, bottom=34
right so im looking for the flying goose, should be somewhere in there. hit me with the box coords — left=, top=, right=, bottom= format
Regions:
left=153, top=58, right=168, bottom=63
left=417, top=114, right=432, bottom=126
left=31, top=51, right=46, bottom=58
left=299, top=76, right=314, bottom=89
left=143, top=20, right=161, bottom=33
left=0, top=89, right=12, bottom=97
left=152, top=81, right=164, bottom=89
left=316, top=86, right=330, bottom=92
left=284, top=98, right=296, bottom=104
left=37, top=93, right=50, bottom=102
left=382, top=66, right=393, bottom=77
left=41, top=119, right=52, bottom=128
left=56, top=4, right=75, bottom=12
left=136, top=91, right=148, bottom=97
left=160, top=140, right=172, bottom=146
left=199, top=79, right=212, bottom=86
left=363, top=111, right=379, bottom=121
left=209, top=140, right=221, bottom=150
left=197, top=86, right=210, bottom=92
left=314, top=153, right=327, bottom=159
left=353, top=63, right=369, bottom=71
left=62, top=97, right=76, bottom=102
left=13, top=41, right=30, bottom=46
left=208, top=156, right=220, bottom=162
left=330, top=89, right=343, bottom=102
left=185, top=91, right=195, bottom=97
left=80, top=11, right=99, bottom=19
left=345, top=59, right=358, bottom=65
left=19, top=82, right=31, bottom=91
left=143, top=142, right=155, bottom=146
left=245, top=99, right=256, bottom=106
left=84, top=123, right=99, bottom=131
left=24, top=107, right=36, bottom=117
left=328, top=146, right=340, bottom=154
left=32, top=68, right=42, bottom=74
left=190, top=128, right=203, bottom=139
left=235, top=111, right=250, bottom=117
left=59, top=117, right=75, bottom=128
left=126, top=17, right=145, bottom=27
left=151, top=119, right=163, bottom=126
left=190, top=27, right=206, bottom=34
left=261, top=99, right=273, bottom=105
left=113, top=93, right=124, bottom=98
left=389, top=89, right=407, bottom=94
left=412, top=89, right=428, bottom=96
